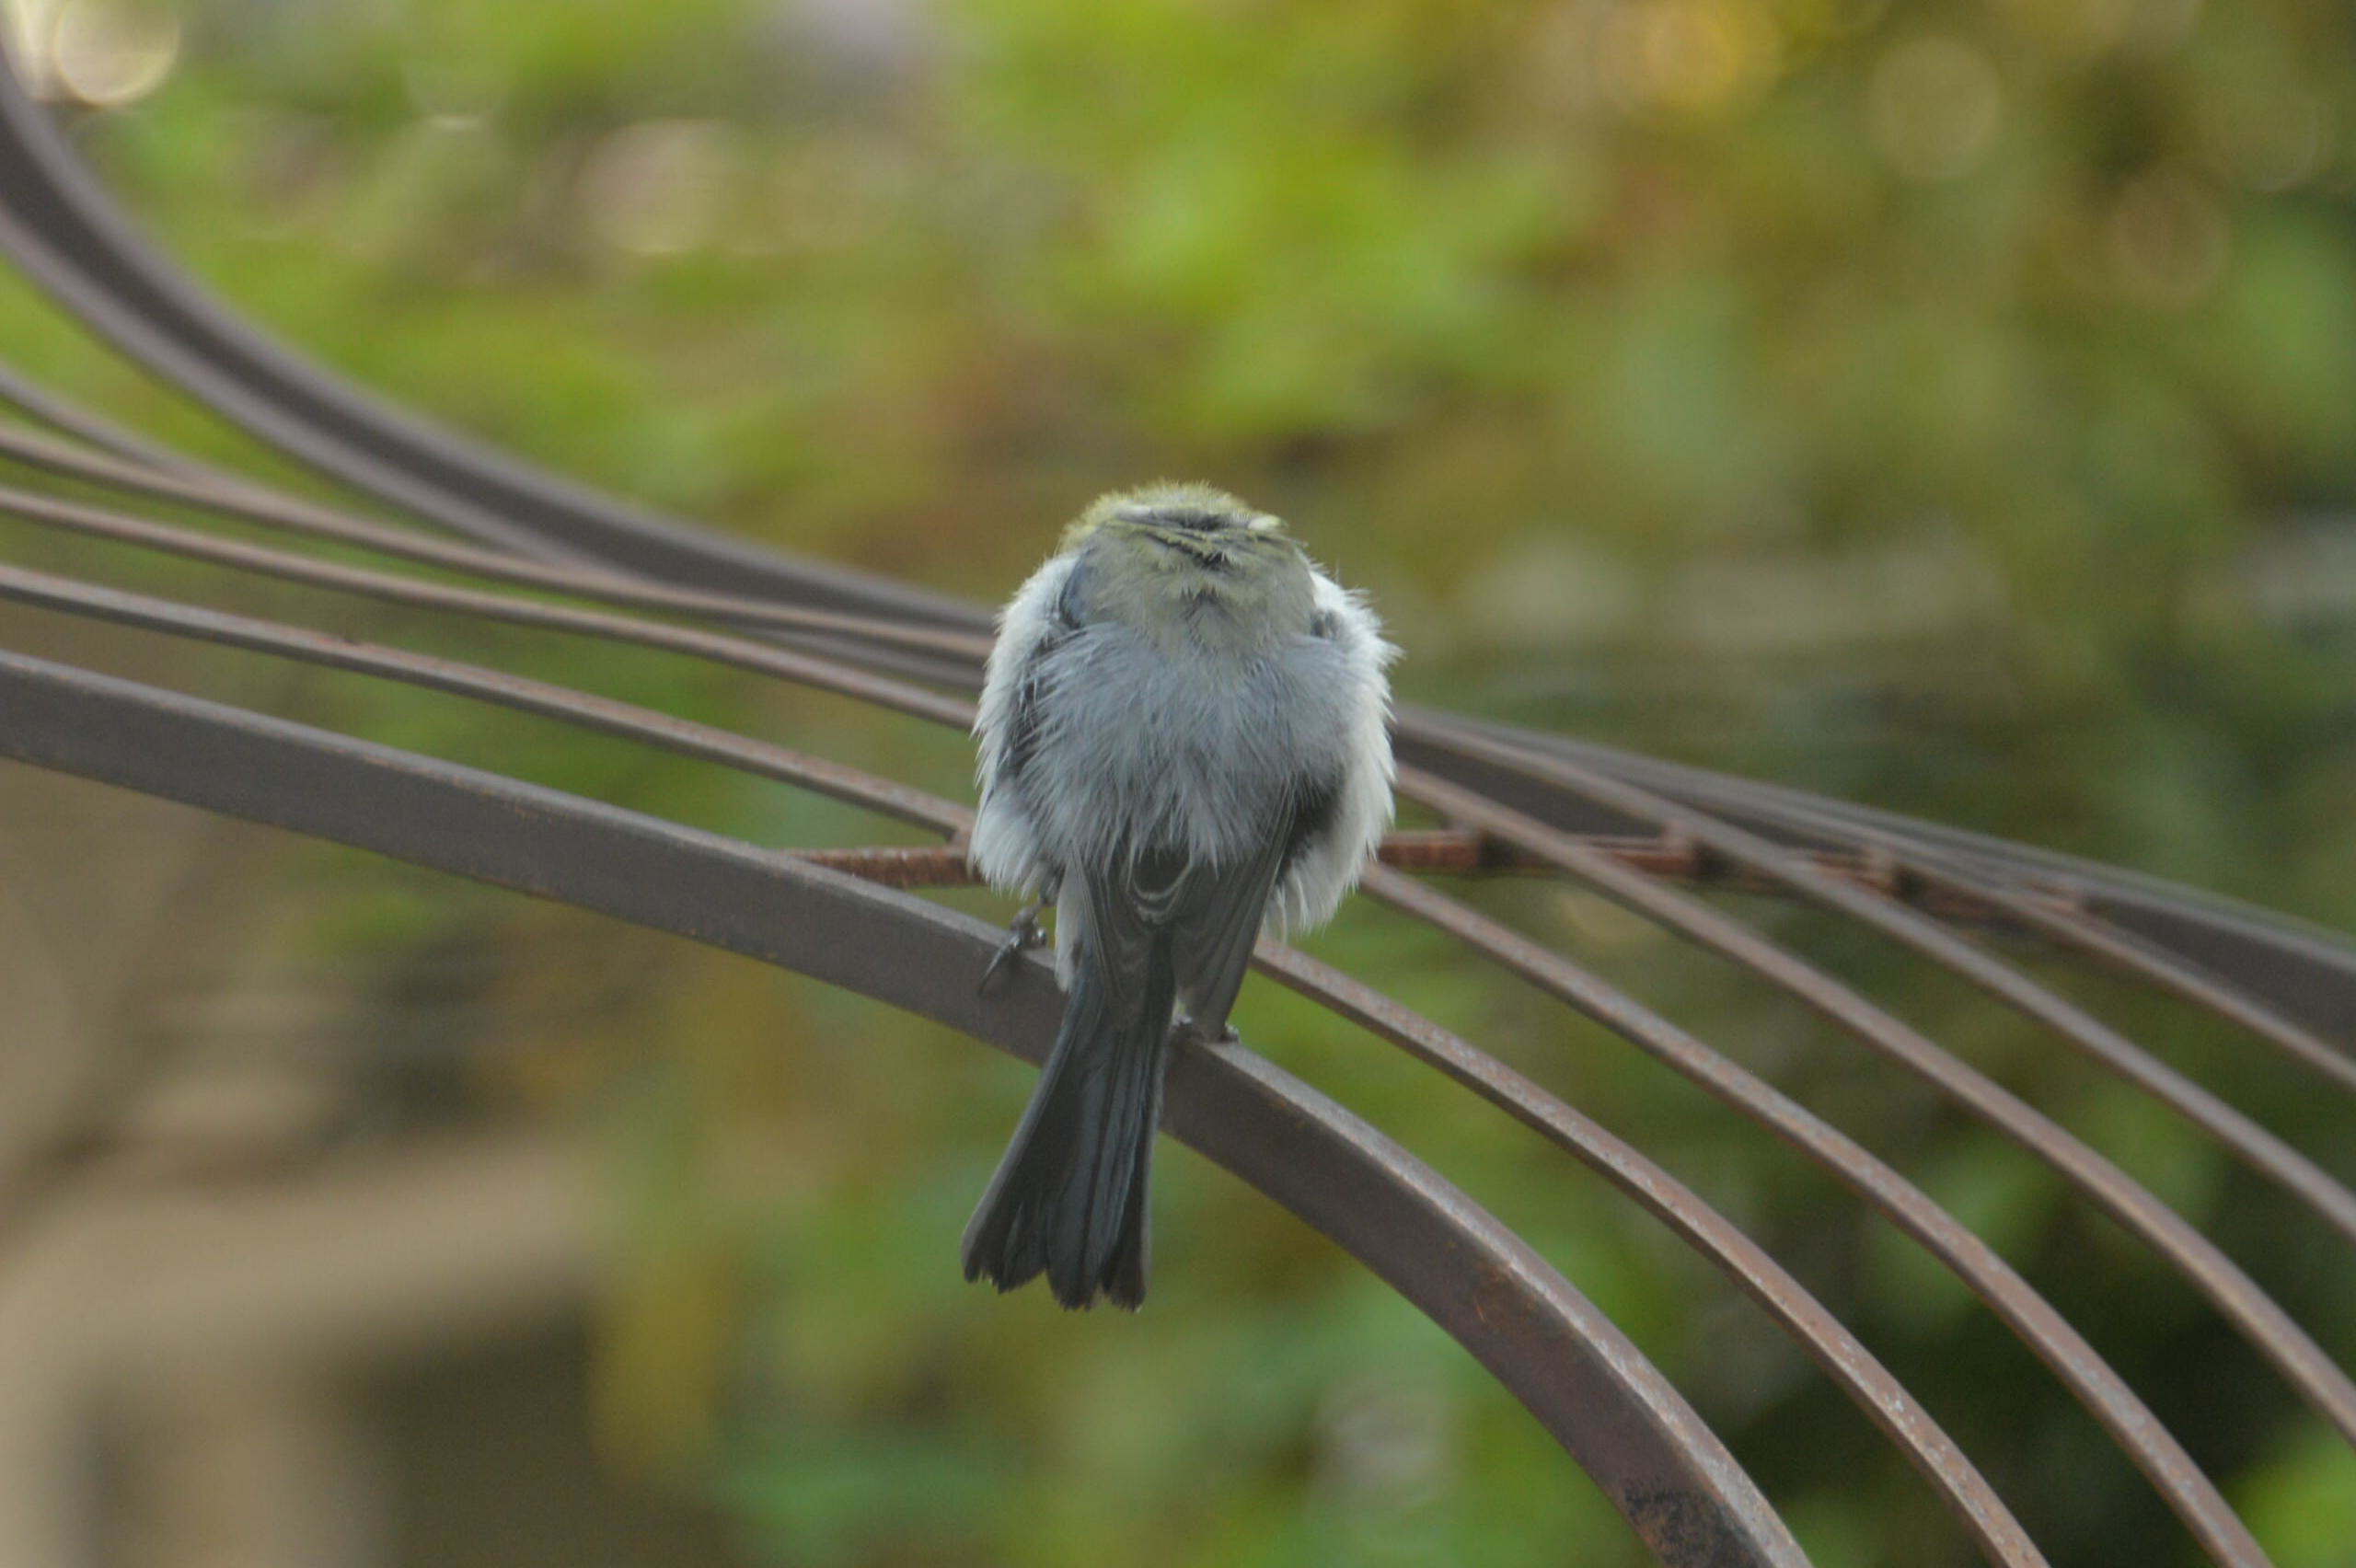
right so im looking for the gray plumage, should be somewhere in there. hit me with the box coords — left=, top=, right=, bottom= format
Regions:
left=963, top=484, right=1395, bottom=1309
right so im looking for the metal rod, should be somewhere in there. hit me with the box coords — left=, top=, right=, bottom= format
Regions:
left=1398, top=716, right=2356, bottom=1064
left=0, top=478, right=978, bottom=728
left=0, top=565, right=2040, bottom=1557
left=0, top=645, right=1807, bottom=1568
left=0, top=560, right=973, bottom=835
left=1403, top=725, right=2356, bottom=1253
left=1250, top=937, right=2049, bottom=1568
left=0, top=63, right=987, bottom=627
left=0, top=417, right=997, bottom=663
left=0, top=365, right=202, bottom=473
left=1680, top=785, right=2356, bottom=1102
left=1395, top=764, right=2356, bottom=1451
left=1355, top=865, right=2269, bottom=1568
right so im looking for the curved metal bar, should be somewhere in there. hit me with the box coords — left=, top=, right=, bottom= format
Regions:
left=0, top=63, right=984, bottom=628
left=0, top=645, right=1806, bottom=1568
left=1929, top=882, right=2356, bottom=1101
left=1403, top=724, right=2356, bottom=1256
left=0, top=362, right=200, bottom=472
left=1352, top=868, right=2269, bottom=1568
left=1, top=45, right=2346, bottom=1063
left=0, top=479, right=978, bottom=729
left=1396, top=765, right=2356, bottom=1451
left=0, top=417, right=997, bottom=666
left=1251, top=934, right=2048, bottom=1568
left=1404, top=717, right=2356, bottom=1050
left=0, top=41, right=2348, bottom=1562
left=7, top=557, right=2050, bottom=1565
left=1651, top=782, right=2356, bottom=1103
left=0, top=560, right=973, bottom=836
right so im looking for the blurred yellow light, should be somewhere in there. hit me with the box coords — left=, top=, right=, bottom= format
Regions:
left=3, top=1, right=57, bottom=96
left=1600, top=0, right=1778, bottom=121
left=1866, top=35, right=2003, bottom=182
left=48, top=0, right=179, bottom=110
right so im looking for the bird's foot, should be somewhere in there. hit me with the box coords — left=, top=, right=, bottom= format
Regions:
left=978, top=901, right=1048, bottom=994
left=1175, top=1015, right=1242, bottom=1047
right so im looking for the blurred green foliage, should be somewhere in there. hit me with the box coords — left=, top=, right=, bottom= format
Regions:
left=5, top=0, right=2355, bottom=1562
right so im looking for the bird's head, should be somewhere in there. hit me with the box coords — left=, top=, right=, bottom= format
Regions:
left=1064, top=483, right=1316, bottom=648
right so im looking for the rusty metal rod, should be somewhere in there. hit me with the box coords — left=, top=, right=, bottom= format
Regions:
left=0, top=560, right=973, bottom=835
left=1707, top=789, right=2356, bottom=1102
left=1251, top=933, right=2050, bottom=1568
left=0, top=554, right=2093, bottom=1560
left=0, top=557, right=2090, bottom=940
left=1354, top=864, right=2269, bottom=1568
left=0, top=559, right=2039, bottom=1559
left=0, top=478, right=978, bottom=728
left=1403, top=723, right=2356, bottom=1256
left=0, top=643, right=1807, bottom=1568
left=0, top=363, right=204, bottom=474
left=1395, top=761, right=2356, bottom=1454
left=785, top=838, right=2056, bottom=916
left=0, top=417, right=997, bottom=663
left=5, top=461, right=2318, bottom=1525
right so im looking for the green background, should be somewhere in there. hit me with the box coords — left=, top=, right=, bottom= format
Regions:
left=4, top=0, right=2354, bottom=1562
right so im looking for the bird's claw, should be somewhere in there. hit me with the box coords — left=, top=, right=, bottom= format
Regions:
left=1176, top=1015, right=1242, bottom=1047
left=979, top=902, right=1047, bottom=994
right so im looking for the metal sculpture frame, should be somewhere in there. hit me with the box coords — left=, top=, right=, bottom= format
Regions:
left=0, top=50, right=2350, bottom=1568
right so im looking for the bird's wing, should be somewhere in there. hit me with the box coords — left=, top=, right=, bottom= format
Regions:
left=976, top=554, right=1088, bottom=781
left=971, top=552, right=1090, bottom=894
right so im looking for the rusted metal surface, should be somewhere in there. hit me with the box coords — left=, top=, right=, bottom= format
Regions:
left=0, top=478, right=979, bottom=727
left=1252, top=931, right=2050, bottom=1568
left=4, top=38, right=2350, bottom=1061
left=0, top=418, right=997, bottom=666
left=1403, top=716, right=2356, bottom=1051
left=0, top=647, right=1808, bottom=1568
left=1398, top=765, right=2356, bottom=1458
left=0, top=43, right=2351, bottom=1568
left=0, top=572, right=2038, bottom=1562
left=756, top=836, right=2060, bottom=920
left=0, top=356, right=202, bottom=473
left=1705, top=791, right=2356, bottom=1102
left=1407, top=725, right=2356, bottom=1255
left=0, top=560, right=975, bottom=835
left=0, top=63, right=983, bottom=627
left=1357, top=865, right=2269, bottom=1568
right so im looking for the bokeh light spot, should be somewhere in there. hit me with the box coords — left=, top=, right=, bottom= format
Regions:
left=49, top=0, right=179, bottom=109
left=1598, top=0, right=1779, bottom=121
left=1865, top=34, right=2003, bottom=182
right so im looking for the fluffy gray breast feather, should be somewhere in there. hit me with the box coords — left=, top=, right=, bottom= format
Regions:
left=970, top=539, right=1395, bottom=973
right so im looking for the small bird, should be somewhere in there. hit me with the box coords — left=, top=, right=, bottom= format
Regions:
left=963, top=483, right=1395, bottom=1309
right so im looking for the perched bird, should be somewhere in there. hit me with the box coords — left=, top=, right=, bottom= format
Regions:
left=963, top=483, right=1395, bottom=1309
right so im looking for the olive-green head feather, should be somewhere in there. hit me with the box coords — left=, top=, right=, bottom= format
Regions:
left=1058, top=481, right=1286, bottom=548
left=1063, top=482, right=1317, bottom=651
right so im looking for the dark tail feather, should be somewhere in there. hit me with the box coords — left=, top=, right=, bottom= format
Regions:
left=962, top=934, right=1174, bottom=1309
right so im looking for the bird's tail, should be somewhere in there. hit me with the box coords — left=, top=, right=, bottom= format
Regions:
left=961, top=932, right=1175, bottom=1309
